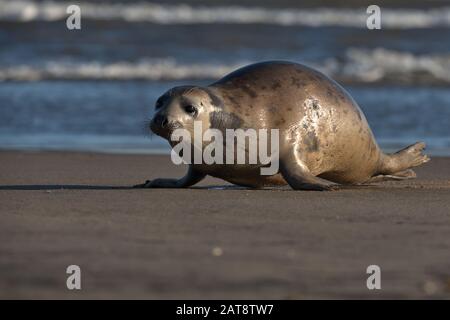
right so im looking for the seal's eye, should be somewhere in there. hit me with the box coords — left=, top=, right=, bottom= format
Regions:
left=155, top=99, right=163, bottom=110
left=183, top=105, right=197, bottom=116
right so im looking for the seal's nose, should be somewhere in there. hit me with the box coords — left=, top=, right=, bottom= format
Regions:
left=153, top=114, right=168, bottom=128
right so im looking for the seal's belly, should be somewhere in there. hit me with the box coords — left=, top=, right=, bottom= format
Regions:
left=224, top=173, right=287, bottom=188
left=198, top=164, right=287, bottom=187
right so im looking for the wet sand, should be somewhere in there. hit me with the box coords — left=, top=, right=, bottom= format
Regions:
left=0, top=150, right=449, bottom=299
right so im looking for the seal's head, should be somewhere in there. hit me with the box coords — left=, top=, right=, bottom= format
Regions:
left=150, top=86, right=222, bottom=143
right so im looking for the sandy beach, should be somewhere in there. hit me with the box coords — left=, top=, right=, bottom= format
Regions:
left=0, top=150, right=449, bottom=299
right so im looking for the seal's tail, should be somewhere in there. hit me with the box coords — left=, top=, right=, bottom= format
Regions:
left=379, top=142, right=430, bottom=175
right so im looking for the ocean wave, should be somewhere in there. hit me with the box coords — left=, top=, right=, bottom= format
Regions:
left=0, top=133, right=170, bottom=154
left=1, top=49, right=449, bottom=84
left=328, top=48, right=450, bottom=84
left=1, top=0, right=450, bottom=28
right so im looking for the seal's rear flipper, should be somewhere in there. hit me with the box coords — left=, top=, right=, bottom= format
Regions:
left=379, top=142, right=430, bottom=175
left=366, top=169, right=416, bottom=183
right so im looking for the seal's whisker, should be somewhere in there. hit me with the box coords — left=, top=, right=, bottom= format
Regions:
left=139, top=119, right=154, bottom=139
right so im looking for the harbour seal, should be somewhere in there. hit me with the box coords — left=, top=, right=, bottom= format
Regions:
left=135, top=61, right=430, bottom=190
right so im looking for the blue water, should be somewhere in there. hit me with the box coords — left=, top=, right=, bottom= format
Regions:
left=0, top=0, right=449, bottom=154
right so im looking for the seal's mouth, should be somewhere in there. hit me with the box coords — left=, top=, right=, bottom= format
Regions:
left=150, top=116, right=183, bottom=140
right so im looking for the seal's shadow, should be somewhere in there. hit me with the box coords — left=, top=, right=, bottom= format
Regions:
left=0, top=184, right=380, bottom=191
left=0, top=184, right=250, bottom=191
left=0, top=184, right=256, bottom=191
left=0, top=185, right=133, bottom=190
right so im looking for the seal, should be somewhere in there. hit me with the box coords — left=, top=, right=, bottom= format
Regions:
left=135, top=61, right=430, bottom=190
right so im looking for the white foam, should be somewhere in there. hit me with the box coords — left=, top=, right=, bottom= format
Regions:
left=0, top=0, right=450, bottom=28
left=1, top=49, right=449, bottom=84
left=0, top=59, right=248, bottom=81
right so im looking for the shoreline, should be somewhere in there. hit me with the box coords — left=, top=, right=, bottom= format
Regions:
left=1, top=150, right=449, bottom=298
left=2, top=142, right=450, bottom=156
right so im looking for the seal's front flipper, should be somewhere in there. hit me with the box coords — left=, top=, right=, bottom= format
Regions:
left=280, top=153, right=338, bottom=191
left=366, top=169, right=416, bottom=183
left=133, top=166, right=206, bottom=188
